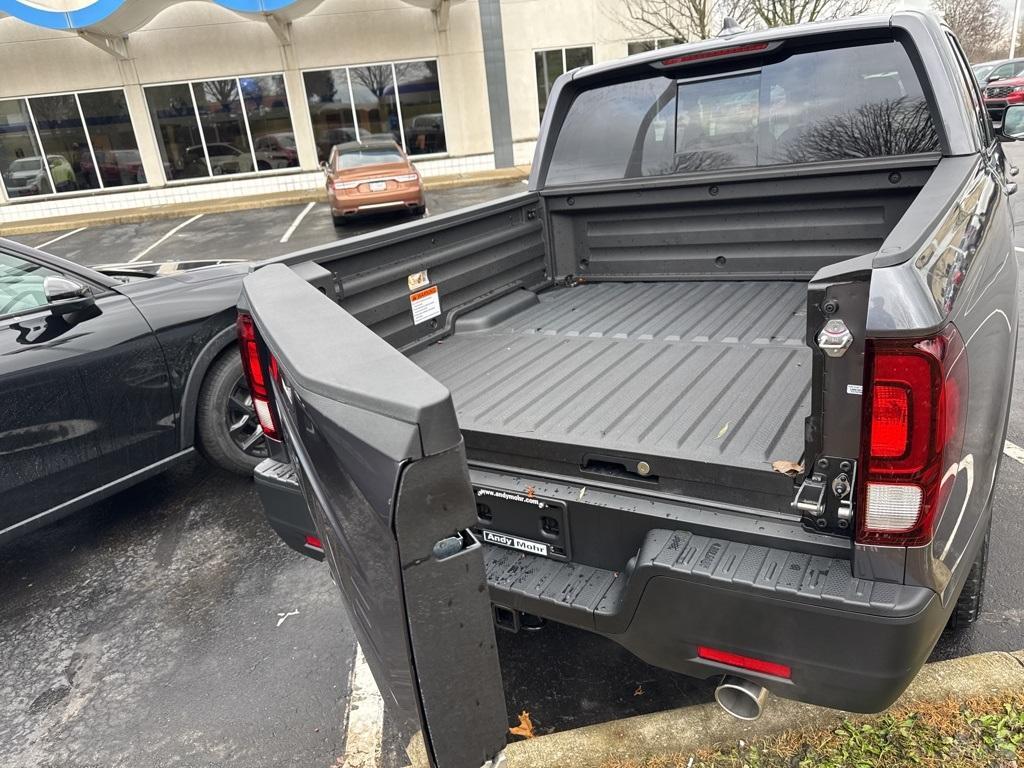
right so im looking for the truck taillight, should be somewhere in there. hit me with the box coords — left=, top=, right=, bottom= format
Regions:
left=236, top=312, right=280, bottom=440
left=856, top=325, right=967, bottom=547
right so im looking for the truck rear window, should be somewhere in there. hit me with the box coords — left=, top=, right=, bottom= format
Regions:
left=546, top=40, right=941, bottom=185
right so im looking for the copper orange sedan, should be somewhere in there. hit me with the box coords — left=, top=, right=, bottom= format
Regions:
left=323, top=140, right=425, bottom=226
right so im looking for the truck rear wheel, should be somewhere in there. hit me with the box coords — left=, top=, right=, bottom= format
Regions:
left=947, top=527, right=989, bottom=631
left=196, top=349, right=266, bottom=476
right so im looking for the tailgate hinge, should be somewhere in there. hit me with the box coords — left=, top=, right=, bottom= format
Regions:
left=792, top=457, right=856, bottom=536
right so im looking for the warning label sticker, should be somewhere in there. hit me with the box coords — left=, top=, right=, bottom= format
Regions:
left=410, top=285, right=441, bottom=325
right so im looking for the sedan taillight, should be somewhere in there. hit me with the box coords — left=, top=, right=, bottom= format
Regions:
left=856, top=325, right=967, bottom=546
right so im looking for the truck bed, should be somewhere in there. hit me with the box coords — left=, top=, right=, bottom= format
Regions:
left=411, top=281, right=811, bottom=482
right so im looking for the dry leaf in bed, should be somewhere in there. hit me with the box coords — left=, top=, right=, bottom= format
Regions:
left=771, top=460, right=804, bottom=476
left=509, top=710, right=535, bottom=739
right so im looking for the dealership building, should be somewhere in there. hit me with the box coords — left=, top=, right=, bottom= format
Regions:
left=0, top=0, right=669, bottom=226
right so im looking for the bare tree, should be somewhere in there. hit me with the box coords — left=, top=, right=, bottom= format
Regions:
left=606, top=0, right=869, bottom=42
left=933, top=0, right=1008, bottom=62
left=606, top=0, right=757, bottom=44
left=747, top=0, right=872, bottom=27
left=779, top=97, right=940, bottom=164
left=201, top=80, right=240, bottom=111
left=349, top=63, right=417, bottom=136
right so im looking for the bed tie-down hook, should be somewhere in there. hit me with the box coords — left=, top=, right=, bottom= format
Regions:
left=817, top=318, right=853, bottom=358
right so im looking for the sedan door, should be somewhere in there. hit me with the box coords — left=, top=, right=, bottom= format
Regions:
left=241, top=264, right=508, bottom=768
left=0, top=246, right=176, bottom=542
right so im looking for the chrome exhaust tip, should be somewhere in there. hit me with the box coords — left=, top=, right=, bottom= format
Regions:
left=714, top=676, right=767, bottom=720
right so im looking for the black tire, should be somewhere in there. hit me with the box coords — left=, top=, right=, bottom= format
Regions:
left=946, top=527, right=989, bottom=631
left=196, top=349, right=266, bottom=476
left=332, top=212, right=348, bottom=227
left=412, top=204, right=427, bottom=217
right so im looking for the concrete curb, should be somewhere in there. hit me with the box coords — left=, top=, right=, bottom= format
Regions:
left=0, top=166, right=530, bottom=237
left=505, top=650, right=1024, bottom=767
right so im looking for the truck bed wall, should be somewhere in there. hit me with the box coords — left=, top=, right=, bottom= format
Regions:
left=281, top=194, right=552, bottom=351
left=543, top=163, right=934, bottom=282
left=281, top=161, right=933, bottom=357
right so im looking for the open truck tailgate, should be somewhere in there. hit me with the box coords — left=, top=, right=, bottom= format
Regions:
left=241, top=264, right=508, bottom=768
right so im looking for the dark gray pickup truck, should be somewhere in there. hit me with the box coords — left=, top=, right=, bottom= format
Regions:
left=239, top=11, right=1017, bottom=767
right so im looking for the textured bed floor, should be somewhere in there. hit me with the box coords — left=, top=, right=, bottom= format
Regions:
left=411, top=281, right=811, bottom=471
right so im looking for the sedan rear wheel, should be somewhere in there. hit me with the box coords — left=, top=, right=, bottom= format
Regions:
left=197, top=349, right=266, bottom=475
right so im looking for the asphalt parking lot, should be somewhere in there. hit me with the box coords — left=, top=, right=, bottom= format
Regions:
left=3, top=169, right=1024, bottom=767
left=10, top=180, right=528, bottom=268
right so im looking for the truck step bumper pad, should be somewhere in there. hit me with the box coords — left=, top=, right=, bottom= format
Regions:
left=484, top=528, right=932, bottom=634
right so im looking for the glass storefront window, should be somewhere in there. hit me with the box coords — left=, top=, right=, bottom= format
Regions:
left=535, top=46, right=594, bottom=120
left=78, top=90, right=144, bottom=187
left=304, top=59, right=446, bottom=163
left=1, top=89, right=142, bottom=199
left=304, top=69, right=358, bottom=164
left=350, top=65, right=402, bottom=146
left=243, top=75, right=299, bottom=170
left=0, top=99, right=52, bottom=198
left=147, top=83, right=208, bottom=180
left=193, top=79, right=253, bottom=176
left=30, top=95, right=100, bottom=193
left=396, top=60, right=445, bottom=155
left=146, top=74, right=296, bottom=182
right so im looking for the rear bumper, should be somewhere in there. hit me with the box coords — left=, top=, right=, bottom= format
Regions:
left=254, top=459, right=946, bottom=712
left=329, top=187, right=424, bottom=215
left=254, top=459, right=324, bottom=561
left=485, top=531, right=945, bottom=713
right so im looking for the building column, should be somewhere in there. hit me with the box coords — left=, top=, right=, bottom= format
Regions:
left=117, top=57, right=166, bottom=189
left=282, top=67, right=319, bottom=171
left=275, top=30, right=319, bottom=171
left=478, top=0, right=514, bottom=168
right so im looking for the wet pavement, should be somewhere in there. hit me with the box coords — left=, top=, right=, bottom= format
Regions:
left=0, top=461, right=352, bottom=768
left=10, top=180, right=528, bottom=267
left=3, top=168, right=1024, bottom=766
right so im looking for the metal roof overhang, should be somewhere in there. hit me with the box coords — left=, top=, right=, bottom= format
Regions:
left=0, top=0, right=328, bottom=36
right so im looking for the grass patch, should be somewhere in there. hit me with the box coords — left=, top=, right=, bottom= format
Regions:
left=604, top=694, right=1024, bottom=768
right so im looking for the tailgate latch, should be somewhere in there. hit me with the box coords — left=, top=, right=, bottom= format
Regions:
left=817, top=318, right=853, bottom=357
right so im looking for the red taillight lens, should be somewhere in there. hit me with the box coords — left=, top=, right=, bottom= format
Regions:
left=660, top=42, right=770, bottom=67
left=236, top=312, right=280, bottom=440
left=697, top=646, right=791, bottom=679
left=869, top=384, right=910, bottom=458
left=857, top=325, right=967, bottom=546
left=304, top=534, right=324, bottom=551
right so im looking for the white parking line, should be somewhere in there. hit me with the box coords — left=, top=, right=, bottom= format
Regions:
left=131, top=214, right=203, bottom=263
left=1016, top=247, right=1024, bottom=253
left=1004, top=440, right=1024, bottom=466
left=280, top=201, right=316, bottom=244
left=38, top=226, right=87, bottom=249
left=340, top=644, right=384, bottom=768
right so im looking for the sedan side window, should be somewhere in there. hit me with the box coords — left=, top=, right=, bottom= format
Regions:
left=0, top=252, right=62, bottom=316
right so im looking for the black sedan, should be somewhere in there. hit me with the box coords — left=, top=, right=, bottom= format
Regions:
left=0, top=238, right=259, bottom=543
